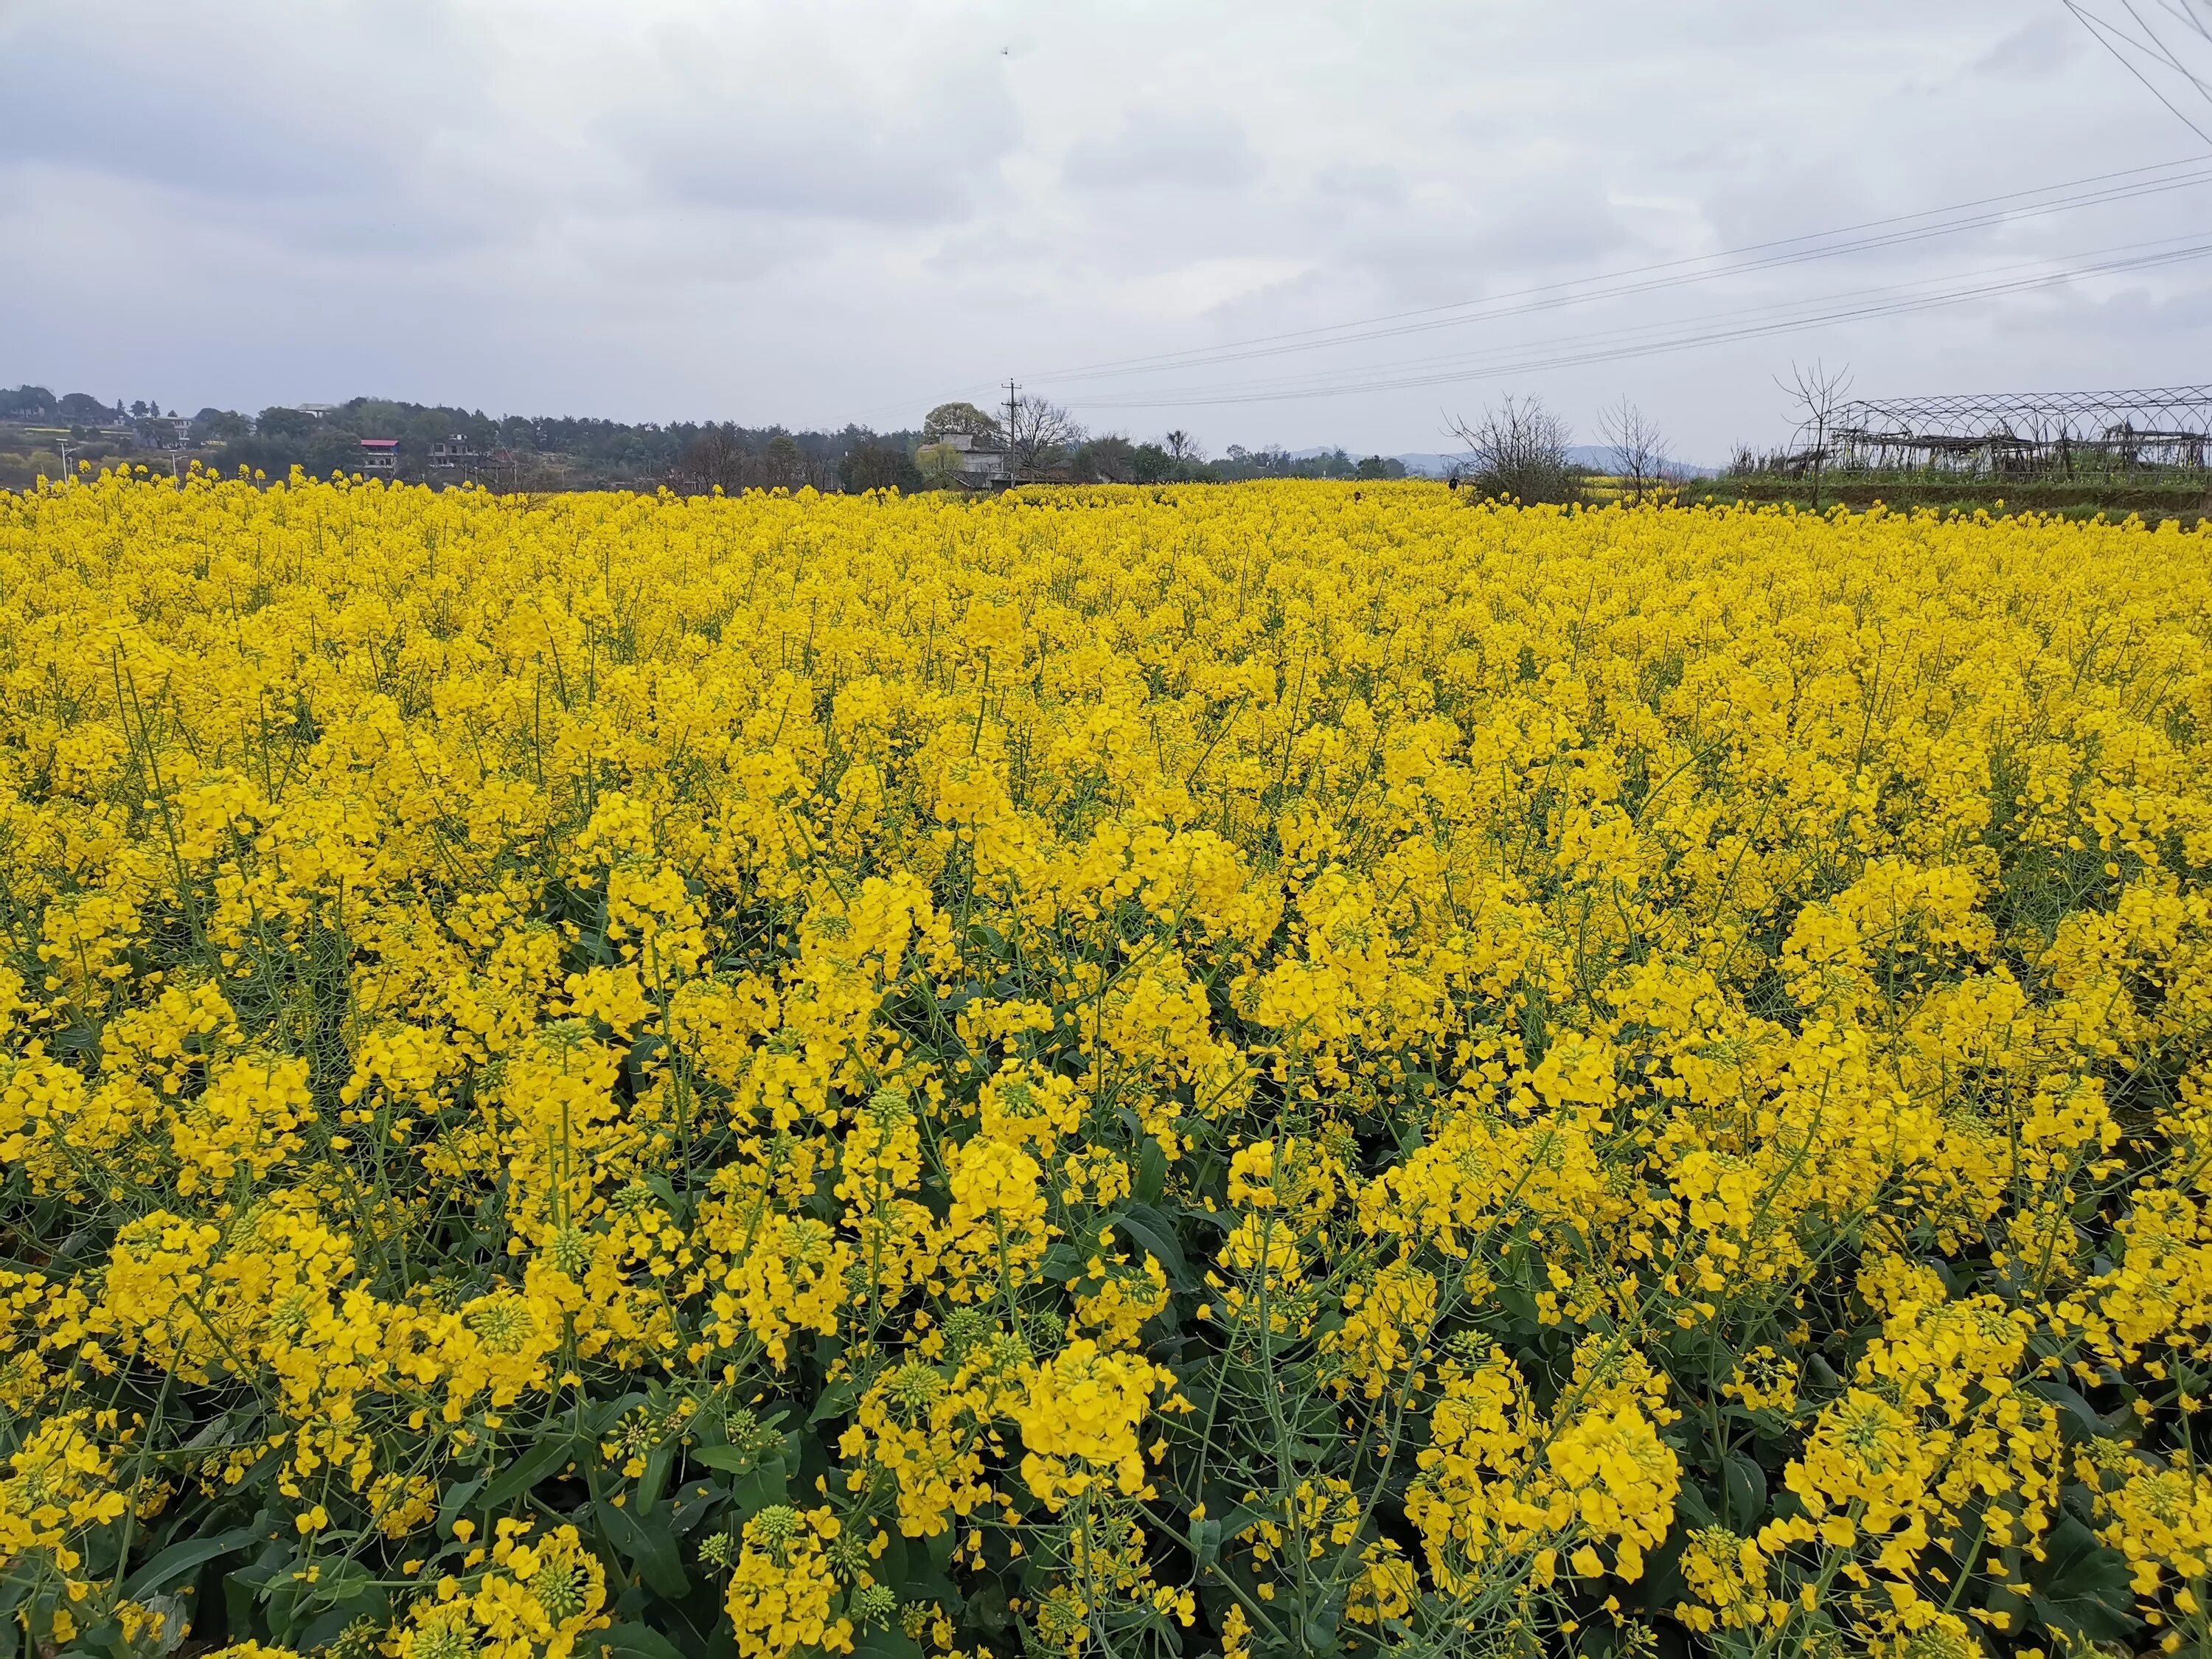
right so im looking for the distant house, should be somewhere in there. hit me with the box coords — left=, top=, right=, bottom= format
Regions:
left=941, top=430, right=1010, bottom=488
left=296, top=403, right=340, bottom=420
left=428, top=437, right=477, bottom=470
left=358, top=438, right=398, bottom=475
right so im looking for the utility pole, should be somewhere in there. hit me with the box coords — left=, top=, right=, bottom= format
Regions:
left=1003, top=379, right=1020, bottom=486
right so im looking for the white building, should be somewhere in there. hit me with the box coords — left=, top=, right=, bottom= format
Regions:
left=941, top=430, right=1009, bottom=487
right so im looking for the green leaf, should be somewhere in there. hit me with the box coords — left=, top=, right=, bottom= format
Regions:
left=853, top=1629, right=924, bottom=1659
left=1114, top=1203, right=1195, bottom=1291
left=586, top=1391, right=653, bottom=1437
left=2028, top=1378, right=2118, bottom=1441
left=726, top=1457, right=790, bottom=1520
left=438, top=1477, right=485, bottom=1537
left=1039, top=1241, right=1088, bottom=1283
left=301, top=1557, right=378, bottom=1613
left=809, top=1376, right=859, bottom=1425
left=1135, top=1137, right=1168, bottom=1206
left=1189, top=1517, right=1223, bottom=1569
left=874, top=1529, right=960, bottom=1610
left=122, top=1526, right=260, bottom=1601
left=689, top=1443, right=764, bottom=1474
left=595, top=1621, right=692, bottom=1659
left=296, top=1591, right=389, bottom=1655
left=636, top=1440, right=678, bottom=1514
left=1722, top=1453, right=1767, bottom=1528
left=1674, top=1481, right=1717, bottom=1529
left=482, top=1433, right=579, bottom=1516
left=597, top=1498, right=690, bottom=1599
left=2026, top=1513, right=2139, bottom=1646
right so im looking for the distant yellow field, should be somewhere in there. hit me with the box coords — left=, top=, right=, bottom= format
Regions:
left=4, top=472, right=2211, bottom=1659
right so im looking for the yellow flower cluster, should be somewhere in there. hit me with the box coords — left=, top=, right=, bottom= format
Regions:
left=2, top=467, right=2211, bottom=1658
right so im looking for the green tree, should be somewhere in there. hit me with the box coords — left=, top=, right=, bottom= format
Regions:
left=192, top=408, right=252, bottom=445
left=915, top=442, right=967, bottom=490
left=257, top=406, right=319, bottom=444
left=922, top=401, right=1001, bottom=441
left=0, top=386, right=56, bottom=420
left=764, top=434, right=803, bottom=488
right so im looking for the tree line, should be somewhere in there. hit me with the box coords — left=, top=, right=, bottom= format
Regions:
left=6, top=381, right=1677, bottom=499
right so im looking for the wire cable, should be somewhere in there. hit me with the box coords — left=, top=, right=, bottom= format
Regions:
left=841, top=153, right=2212, bottom=428
left=1062, top=238, right=2212, bottom=409
left=1031, top=168, right=2212, bottom=391
left=1056, top=231, right=2211, bottom=403
left=1015, top=157, right=2212, bottom=386
left=2067, top=0, right=2212, bottom=145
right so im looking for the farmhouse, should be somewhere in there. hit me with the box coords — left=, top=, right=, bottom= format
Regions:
left=941, top=429, right=1010, bottom=488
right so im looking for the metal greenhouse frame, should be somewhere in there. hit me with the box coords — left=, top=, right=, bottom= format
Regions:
left=1823, top=386, right=2212, bottom=478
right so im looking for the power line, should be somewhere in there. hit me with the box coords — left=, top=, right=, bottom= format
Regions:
left=1064, top=231, right=2210, bottom=403
left=2067, top=0, right=2212, bottom=145
left=851, top=156, right=2212, bottom=428
left=1060, top=237, right=2212, bottom=410
left=1018, top=156, right=2212, bottom=388
left=1032, top=167, right=2212, bottom=392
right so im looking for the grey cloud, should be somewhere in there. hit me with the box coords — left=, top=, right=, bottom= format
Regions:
left=606, top=46, right=1019, bottom=225
left=1351, top=182, right=1638, bottom=296
left=0, top=1, right=484, bottom=197
left=1062, top=108, right=1260, bottom=190
left=1310, top=161, right=1408, bottom=207
left=0, top=0, right=514, bottom=262
left=612, top=111, right=984, bottom=223
left=1, top=0, right=2204, bottom=465
left=1975, top=17, right=2079, bottom=78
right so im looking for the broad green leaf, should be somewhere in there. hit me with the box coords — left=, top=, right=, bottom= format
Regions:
left=597, top=1498, right=690, bottom=1599
left=2027, top=1513, right=2139, bottom=1646
left=1114, top=1203, right=1195, bottom=1291
left=595, top=1620, right=692, bottom=1659
left=482, top=1434, right=579, bottom=1516
left=123, top=1526, right=260, bottom=1601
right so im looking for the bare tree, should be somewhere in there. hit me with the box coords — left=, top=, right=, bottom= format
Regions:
left=1596, top=397, right=1670, bottom=506
left=1778, top=360, right=1854, bottom=510
left=1447, top=394, right=1582, bottom=504
left=1077, top=434, right=1138, bottom=483
left=1163, top=428, right=1203, bottom=463
left=675, top=425, right=748, bottom=495
left=1009, top=394, right=1083, bottom=479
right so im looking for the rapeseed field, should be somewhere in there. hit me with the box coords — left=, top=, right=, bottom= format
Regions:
left=3, top=470, right=2211, bottom=1659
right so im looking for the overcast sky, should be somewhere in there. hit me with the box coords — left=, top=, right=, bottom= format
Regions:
left=2, top=0, right=2207, bottom=462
